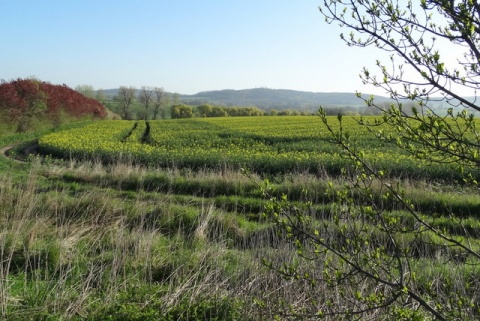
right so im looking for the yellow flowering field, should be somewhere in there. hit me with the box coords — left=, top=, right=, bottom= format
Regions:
left=37, top=116, right=464, bottom=179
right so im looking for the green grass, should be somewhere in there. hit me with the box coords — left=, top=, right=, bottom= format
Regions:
left=2, top=117, right=480, bottom=320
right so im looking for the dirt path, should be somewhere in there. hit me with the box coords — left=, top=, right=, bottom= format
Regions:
left=0, top=144, right=22, bottom=164
left=0, top=142, right=39, bottom=163
left=0, top=144, right=15, bottom=158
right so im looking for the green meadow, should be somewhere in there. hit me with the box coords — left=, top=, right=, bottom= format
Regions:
left=1, top=116, right=479, bottom=320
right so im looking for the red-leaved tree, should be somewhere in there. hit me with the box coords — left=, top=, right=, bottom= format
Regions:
left=0, top=78, right=107, bottom=132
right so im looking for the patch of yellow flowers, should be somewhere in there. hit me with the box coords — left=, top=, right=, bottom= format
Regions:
left=37, top=116, right=440, bottom=175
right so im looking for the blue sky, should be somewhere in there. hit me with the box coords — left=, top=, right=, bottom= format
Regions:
left=1, top=1, right=389, bottom=95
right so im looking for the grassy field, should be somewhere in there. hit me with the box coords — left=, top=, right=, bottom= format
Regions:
left=1, top=116, right=480, bottom=320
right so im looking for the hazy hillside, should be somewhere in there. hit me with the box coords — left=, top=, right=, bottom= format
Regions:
left=104, top=88, right=390, bottom=111
left=103, top=87, right=477, bottom=113
left=181, top=88, right=395, bottom=110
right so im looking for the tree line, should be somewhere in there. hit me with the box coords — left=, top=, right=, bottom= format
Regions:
left=79, top=85, right=318, bottom=120
left=116, top=86, right=319, bottom=120
left=74, top=84, right=391, bottom=120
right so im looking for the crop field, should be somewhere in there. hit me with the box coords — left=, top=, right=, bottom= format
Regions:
left=38, top=116, right=467, bottom=180
left=1, top=116, right=480, bottom=320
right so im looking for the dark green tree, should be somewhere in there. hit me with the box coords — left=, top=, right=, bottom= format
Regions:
left=171, top=104, right=194, bottom=119
left=196, top=104, right=213, bottom=118
left=209, top=106, right=228, bottom=117
left=264, top=1, right=480, bottom=320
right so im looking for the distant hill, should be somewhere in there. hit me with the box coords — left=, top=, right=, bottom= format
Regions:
left=180, top=88, right=392, bottom=111
left=104, top=88, right=390, bottom=111
left=104, top=87, right=477, bottom=113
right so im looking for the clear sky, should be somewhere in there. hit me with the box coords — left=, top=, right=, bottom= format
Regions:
left=1, top=0, right=392, bottom=95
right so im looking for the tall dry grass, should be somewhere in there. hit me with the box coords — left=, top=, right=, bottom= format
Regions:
left=0, top=159, right=479, bottom=320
